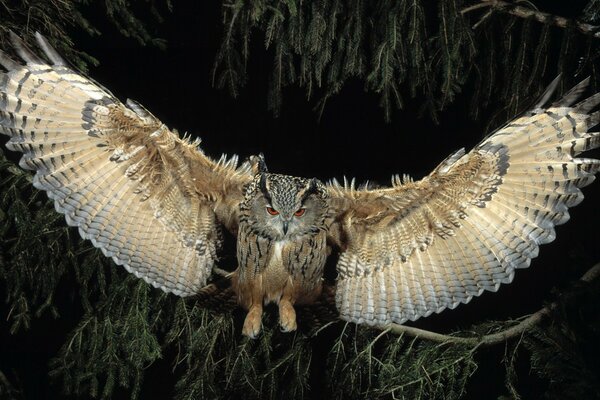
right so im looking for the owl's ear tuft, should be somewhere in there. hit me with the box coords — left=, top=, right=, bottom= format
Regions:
left=259, top=173, right=272, bottom=202
left=250, top=153, right=268, bottom=175
left=308, top=178, right=319, bottom=193
left=301, top=178, right=320, bottom=203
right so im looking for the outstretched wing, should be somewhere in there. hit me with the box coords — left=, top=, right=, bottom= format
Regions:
left=0, top=33, right=253, bottom=296
left=327, top=78, right=600, bottom=326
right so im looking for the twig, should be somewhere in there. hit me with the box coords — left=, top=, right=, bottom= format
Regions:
left=461, top=1, right=496, bottom=14
left=461, top=0, right=600, bottom=39
left=471, top=9, right=493, bottom=30
left=212, top=266, right=234, bottom=278
left=381, top=261, right=600, bottom=347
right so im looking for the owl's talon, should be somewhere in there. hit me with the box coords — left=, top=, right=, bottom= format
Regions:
left=242, top=304, right=263, bottom=338
left=278, top=300, right=297, bottom=333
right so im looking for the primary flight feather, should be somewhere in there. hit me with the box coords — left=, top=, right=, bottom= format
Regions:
left=1, top=33, right=598, bottom=337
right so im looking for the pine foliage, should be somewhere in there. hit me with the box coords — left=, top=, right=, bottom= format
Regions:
left=0, top=370, right=22, bottom=400
left=213, top=0, right=600, bottom=123
left=525, top=279, right=600, bottom=400
left=0, top=0, right=171, bottom=71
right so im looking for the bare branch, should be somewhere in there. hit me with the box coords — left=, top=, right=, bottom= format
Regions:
left=381, top=261, right=600, bottom=346
left=461, top=0, right=600, bottom=39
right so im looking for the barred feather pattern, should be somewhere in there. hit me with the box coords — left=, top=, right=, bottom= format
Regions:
left=0, top=33, right=252, bottom=296
left=329, top=78, right=600, bottom=326
left=1, top=32, right=599, bottom=333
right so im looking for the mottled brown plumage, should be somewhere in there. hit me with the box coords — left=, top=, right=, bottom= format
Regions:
left=234, top=172, right=329, bottom=336
left=1, top=33, right=599, bottom=337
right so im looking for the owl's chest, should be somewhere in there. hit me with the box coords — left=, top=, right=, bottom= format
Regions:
left=267, top=240, right=286, bottom=270
left=260, top=240, right=295, bottom=293
left=235, top=224, right=327, bottom=301
left=234, top=228, right=326, bottom=308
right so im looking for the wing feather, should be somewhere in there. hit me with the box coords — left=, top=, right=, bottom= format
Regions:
left=0, top=33, right=253, bottom=296
left=328, top=79, right=600, bottom=326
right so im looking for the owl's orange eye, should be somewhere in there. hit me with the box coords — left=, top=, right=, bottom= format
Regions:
left=294, top=208, right=306, bottom=217
left=266, top=207, right=279, bottom=215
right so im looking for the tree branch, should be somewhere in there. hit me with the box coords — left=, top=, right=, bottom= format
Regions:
left=380, top=261, right=600, bottom=347
left=461, top=0, right=600, bottom=39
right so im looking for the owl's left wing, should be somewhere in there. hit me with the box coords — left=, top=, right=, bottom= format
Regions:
left=0, top=33, right=253, bottom=296
left=327, top=78, right=600, bottom=326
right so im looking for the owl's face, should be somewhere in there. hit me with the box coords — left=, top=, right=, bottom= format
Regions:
left=244, top=173, right=328, bottom=240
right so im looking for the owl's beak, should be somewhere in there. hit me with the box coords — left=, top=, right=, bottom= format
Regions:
left=282, top=221, right=289, bottom=235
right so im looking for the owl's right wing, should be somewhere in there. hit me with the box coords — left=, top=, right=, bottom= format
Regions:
left=0, top=33, right=253, bottom=296
left=326, top=78, right=600, bottom=326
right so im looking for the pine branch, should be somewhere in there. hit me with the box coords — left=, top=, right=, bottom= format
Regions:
left=0, top=0, right=171, bottom=71
left=382, top=261, right=600, bottom=346
left=215, top=1, right=599, bottom=125
left=462, top=0, right=600, bottom=39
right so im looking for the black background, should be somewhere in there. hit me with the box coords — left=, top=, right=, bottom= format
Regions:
left=1, top=1, right=599, bottom=398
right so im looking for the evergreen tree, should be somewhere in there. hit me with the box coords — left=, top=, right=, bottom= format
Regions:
left=1, top=1, right=600, bottom=399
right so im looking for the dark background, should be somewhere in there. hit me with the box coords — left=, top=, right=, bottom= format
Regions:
left=1, top=1, right=599, bottom=398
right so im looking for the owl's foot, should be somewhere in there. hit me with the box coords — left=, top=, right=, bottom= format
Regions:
left=278, top=300, right=297, bottom=332
left=242, top=304, right=263, bottom=338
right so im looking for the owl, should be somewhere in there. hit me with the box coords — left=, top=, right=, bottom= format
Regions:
left=1, top=33, right=599, bottom=338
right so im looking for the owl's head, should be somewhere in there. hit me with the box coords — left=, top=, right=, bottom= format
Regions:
left=243, top=172, right=329, bottom=240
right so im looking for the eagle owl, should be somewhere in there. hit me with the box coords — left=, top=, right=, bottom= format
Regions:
left=1, top=33, right=599, bottom=338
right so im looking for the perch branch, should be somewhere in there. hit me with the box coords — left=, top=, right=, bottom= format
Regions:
left=461, top=0, right=600, bottom=39
left=381, top=261, right=600, bottom=347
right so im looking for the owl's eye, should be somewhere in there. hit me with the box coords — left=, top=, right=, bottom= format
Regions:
left=294, top=208, right=306, bottom=217
left=266, top=207, right=279, bottom=215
